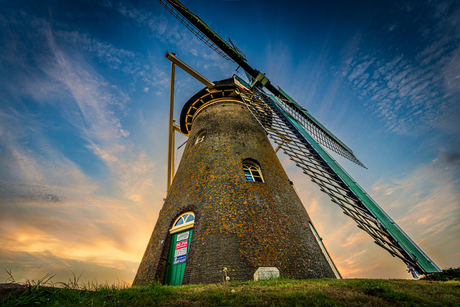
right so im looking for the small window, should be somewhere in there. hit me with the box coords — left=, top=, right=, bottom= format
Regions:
left=195, top=132, right=205, bottom=145
left=242, top=159, right=264, bottom=182
left=185, top=214, right=195, bottom=223
left=173, top=212, right=195, bottom=227
left=170, top=211, right=195, bottom=234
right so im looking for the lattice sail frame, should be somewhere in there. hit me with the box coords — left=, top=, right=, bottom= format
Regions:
left=158, top=0, right=238, bottom=63
left=158, top=0, right=440, bottom=276
left=236, top=83, right=441, bottom=275
left=159, top=0, right=365, bottom=168
left=276, top=94, right=366, bottom=168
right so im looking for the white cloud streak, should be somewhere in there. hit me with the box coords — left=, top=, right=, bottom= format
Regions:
left=0, top=13, right=161, bottom=284
left=340, top=1, right=460, bottom=136
left=55, top=30, right=170, bottom=88
left=92, top=0, right=232, bottom=74
left=284, top=146, right=460, bottom=278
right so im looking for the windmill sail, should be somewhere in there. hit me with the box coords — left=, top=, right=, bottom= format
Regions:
left=235, top=77, right=440, bottom=275
left=159, top=0, right=441, bottom=275
left=158, top=0, right=245, bottom=64
left=159, top=0, right=364, bottom=167
left=276, top=87, right=366, bottom=168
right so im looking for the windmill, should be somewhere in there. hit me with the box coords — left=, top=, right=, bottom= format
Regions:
left=133, top=0, right=441, bottom=286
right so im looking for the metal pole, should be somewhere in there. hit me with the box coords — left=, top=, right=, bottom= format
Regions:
left=165, top=52, right=215, bottom=89
left=172, top=120, right=175, bottom=182
left=167, top=60, right=175, bottom=193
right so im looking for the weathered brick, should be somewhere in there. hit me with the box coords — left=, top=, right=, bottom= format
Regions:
left=133, top=78, right=336, bottom=286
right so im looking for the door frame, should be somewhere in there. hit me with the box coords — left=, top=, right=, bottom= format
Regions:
left=163, top=211, right=195, bottom=286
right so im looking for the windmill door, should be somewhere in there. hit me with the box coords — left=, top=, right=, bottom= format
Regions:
left=164, top=229, right=193, bottom=286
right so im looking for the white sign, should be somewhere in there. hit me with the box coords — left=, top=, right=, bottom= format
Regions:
left=177, top=232, right=189, bottom=242
left=174, top=247, right=187, bottom=257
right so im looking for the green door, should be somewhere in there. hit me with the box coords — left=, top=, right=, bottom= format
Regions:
left=164, top=229, right=193, bottom=286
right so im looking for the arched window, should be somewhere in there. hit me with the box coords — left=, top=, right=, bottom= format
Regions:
left=170, top=212, right=195, bottom=234
left=194, top=131, right=205, bottom=145
left=242, top=159, right=264, bottom=182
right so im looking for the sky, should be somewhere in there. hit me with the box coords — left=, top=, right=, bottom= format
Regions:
left=0, top=0, right=459, bottom=285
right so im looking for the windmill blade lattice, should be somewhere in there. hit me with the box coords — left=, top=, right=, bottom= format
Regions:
left=275, top=90, right=366, bottom=168
left=159, top=0, right=365, bottom=168
left=158, top=0, right=242, bottom=63
left=158, top=0, right=441, bottom=276
left=235, top=81, right=440, bottom=275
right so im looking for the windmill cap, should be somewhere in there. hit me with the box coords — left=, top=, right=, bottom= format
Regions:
left=180, top=76, right=243, bottom=135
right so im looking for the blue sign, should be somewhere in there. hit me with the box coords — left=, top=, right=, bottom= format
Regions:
left=173, top=254, right=187, bottom=265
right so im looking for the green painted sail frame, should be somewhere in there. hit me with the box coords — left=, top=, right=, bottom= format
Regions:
left=160, top=0, right=366, bottom=169
left=237, top=84, right=441, bottom=275
left=277, top=87, right=365, bottom=168
left=158, top=0, right=441, bottom=276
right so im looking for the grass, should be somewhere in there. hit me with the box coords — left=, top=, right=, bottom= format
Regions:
left=2, top=274, right=460, bottom=306
left=420, top=267, right=460, bottom=281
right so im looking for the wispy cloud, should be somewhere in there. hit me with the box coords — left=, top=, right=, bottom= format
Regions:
left=55, top=30, right=170, bottom=89
left=371, top=154, right=460, bottom=248
left=0, top=12, right=160, bottom=283
left=365, top=154, right=459, bottom=275
left=283, top=146, right=460, bottom=278
left=1, top=0, right=458, bottom=285
left=92, top=0, right=232, bottom=74
left=340, top=1, right=460, bottom=136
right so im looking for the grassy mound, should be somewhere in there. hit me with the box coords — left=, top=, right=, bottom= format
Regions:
left=420, top=267, right=460, bottom=282
left=3, top=277, right=460, bottom=306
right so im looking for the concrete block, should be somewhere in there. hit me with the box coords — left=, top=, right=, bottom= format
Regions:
left=254, top=267, right=280, bottom=281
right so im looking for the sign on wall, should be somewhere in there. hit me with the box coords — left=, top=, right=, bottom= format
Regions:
left=173, top=233, right=189, bottom=265
left=177, top=232, right=189, bottom=242
left=174, top=254, right=187, bottom=265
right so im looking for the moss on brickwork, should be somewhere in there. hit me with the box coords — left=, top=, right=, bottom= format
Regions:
left=133, top=85, right=336, bottom=286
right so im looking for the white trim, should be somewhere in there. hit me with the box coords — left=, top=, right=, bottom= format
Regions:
left=243, top=160, right=264, bottom=182
left=170, top=221, right=194, bottom=234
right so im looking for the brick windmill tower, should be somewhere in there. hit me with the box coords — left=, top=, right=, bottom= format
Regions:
left=133, top=60, right=339, bottom=285
left=133, top=0, right=441, bottom=286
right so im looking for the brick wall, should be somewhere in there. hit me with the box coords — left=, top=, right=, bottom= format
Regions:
left=133, top=88, right=336, bottom=286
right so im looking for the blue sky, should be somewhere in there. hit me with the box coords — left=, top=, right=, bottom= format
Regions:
left=0, top=0, right=459, bottom=284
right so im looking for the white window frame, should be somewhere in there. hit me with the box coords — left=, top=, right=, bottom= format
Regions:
left=242, top=160, right=264, bottom=183
left=194, top=132, right=205, bottom=145
left=170, top=212, right=195, bottom=234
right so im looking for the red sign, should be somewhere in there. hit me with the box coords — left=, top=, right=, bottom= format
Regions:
left=176, top=240, right=188, bottom=250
